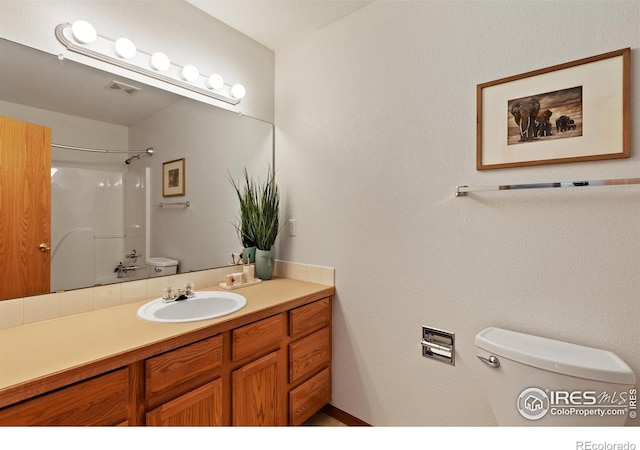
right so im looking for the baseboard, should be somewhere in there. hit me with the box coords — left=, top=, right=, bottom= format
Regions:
left=321, top=404, right=371, bottom=426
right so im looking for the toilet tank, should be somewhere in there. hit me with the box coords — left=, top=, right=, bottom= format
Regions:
left=476, top=327, right=636, bottom=426
left=146, top=257, right=178, bottom=278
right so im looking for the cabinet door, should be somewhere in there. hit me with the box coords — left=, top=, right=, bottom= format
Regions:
left=146, top=379, right=223, bottom=426
left=232, top=350, right=285, bottom=426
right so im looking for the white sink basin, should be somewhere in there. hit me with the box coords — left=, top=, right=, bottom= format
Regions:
left=137, top=291, right=247, bottom=323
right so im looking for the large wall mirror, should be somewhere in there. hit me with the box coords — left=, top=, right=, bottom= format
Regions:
left=0, top=37, right=273, bottom=301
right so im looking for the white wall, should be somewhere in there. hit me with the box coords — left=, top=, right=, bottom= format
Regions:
left=275, top=1, right=640, bottom=426
left=0, top=0, right=274, bottom=122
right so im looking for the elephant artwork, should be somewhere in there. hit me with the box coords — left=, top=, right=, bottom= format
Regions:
left=535, top=109, right=553, bottom=137
left=511, top=98, right=540, bottom=142
left=556, top=115, right=576, bottom=132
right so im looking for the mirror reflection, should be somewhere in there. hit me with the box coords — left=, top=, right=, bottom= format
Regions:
left=0, top=38, right=273, bottom=300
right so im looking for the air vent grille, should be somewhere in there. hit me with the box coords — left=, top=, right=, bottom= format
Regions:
left=105, top=80, right=141, bottom=96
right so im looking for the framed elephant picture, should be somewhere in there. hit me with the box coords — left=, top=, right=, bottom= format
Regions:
left=476, top=48, right=630, bottom=170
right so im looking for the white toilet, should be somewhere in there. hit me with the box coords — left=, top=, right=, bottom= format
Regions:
left=146, top=257, right=178, bottom=277
left=476, top=327, right=636, bottom=426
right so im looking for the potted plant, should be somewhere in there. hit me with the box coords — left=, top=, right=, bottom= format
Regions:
left=229, top=167, right=258, bottom=264
left=230, top=166, right=280, bottom=279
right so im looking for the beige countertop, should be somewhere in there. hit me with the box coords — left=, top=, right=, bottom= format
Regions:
left=0, top=277, right=333, bottom=404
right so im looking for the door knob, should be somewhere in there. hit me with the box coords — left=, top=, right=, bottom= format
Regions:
left=38, top=243, right=50, bottom=252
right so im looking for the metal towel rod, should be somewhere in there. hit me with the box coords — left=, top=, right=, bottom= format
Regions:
left=156, top=201, right=190, bottom=208
left=455, top=177, right=640, bottom=197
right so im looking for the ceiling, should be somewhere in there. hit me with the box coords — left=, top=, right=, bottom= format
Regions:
left=185, top=0, right=373, bottom=51
left=0, top=37, right=182, bottom=127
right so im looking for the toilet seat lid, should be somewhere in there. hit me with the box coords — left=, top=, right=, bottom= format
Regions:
left=146, top=257, right=178, bottom=267
left=475, top=327, right=636, bottom=385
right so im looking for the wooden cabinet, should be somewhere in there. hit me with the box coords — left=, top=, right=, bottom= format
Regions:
left=0, top=368, right=129, bottom=426
left=145, top=335, right=223, bottom=409
left=289, top=327, right=331, bottom=385
left=287, top=298, right=332, bottom=425
left=144, top=335, right=224, bottom=426
left=230, top=313, right=286, bottom=425
left=0, top=293, right=332, bottom=427
left=289, top=367, right=331, bottom=426
left=147, top=379, right=223, bottom=426
left=232, top=350, right=285, bottom=425
left=232, top=313, right=284, bottom=361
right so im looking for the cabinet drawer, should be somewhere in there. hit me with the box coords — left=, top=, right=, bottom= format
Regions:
left=289, top=327, right=330, bottom=384
left=289, top=367, right=331, bottom=426
left=146, top=335, right=222, bottom=405
left=289, top=298, right=330, bottom=340
left=0, top=368, right=129, bottom=426
left=232, top=314, right=284, bottom=361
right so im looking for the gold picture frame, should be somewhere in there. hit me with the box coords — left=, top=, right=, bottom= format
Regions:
left=477, top=48, right=630, bottom=170
left=162, top=158, right=185, bottom=197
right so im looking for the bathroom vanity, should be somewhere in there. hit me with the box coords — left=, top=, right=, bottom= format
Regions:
left=0, top=278, right=333, bottom=426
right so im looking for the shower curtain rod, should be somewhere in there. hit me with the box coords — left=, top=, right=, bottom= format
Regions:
left=455, top=177, right=640, bottom=197
left=51, top=143, right=154, bottom=155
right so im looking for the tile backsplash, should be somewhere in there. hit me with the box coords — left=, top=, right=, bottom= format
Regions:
left=0, top=260, right=334, bottom=330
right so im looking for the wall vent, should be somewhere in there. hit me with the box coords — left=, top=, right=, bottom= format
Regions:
left=105, top=80, right=141, bottom=96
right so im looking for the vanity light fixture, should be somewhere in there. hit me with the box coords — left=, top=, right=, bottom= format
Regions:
left=71, top=20, right=97, bottom=44
left=180, top=64, right=200, bottom=82
left=55, top=21, right=246, bottom=105
left=114, top=37, right=136, bottom=59
left=207, top=73, right=224, bottom=90
left=150, top=52, right=170, bottom=71
left=230, top=83, right=246, bottom=99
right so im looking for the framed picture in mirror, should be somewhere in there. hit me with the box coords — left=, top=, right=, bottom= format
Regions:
left=163, top=158, right=186, bottom=196
left=477, top=48, right=630, bottom=170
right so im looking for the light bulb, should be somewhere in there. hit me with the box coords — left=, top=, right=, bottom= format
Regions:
left=180, top=65, right=200, bottom=82
left=150, top=52, right=170, bottom=71
left=206, top=74, right=224, bottom=90
left=71, top=20, right=97, bottom=44
left=230, top=84, right=246, bottom=99
left=114, top=38, right=136, bottom=58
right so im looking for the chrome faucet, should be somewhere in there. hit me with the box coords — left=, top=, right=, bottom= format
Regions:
left=126, top=249, right=141, bottom=260
left=114, top=261, right=145, bottom=277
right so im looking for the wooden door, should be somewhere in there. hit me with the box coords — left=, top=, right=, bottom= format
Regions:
left=0, top=115, right=51, bottom=300
left=232, top=350, right=285, bottom=426
left=146, top=379, right=223, bottom=426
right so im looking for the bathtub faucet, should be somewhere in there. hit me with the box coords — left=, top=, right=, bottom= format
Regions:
left=114, top=262, right=145, bottom=278
left=126, top=249, right=141, bottom=260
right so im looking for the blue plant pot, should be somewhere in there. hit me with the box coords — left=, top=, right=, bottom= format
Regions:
left=255, top=248, right=274, bottom=280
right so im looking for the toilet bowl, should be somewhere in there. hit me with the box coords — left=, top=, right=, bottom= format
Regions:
left=476, top=327, right=636, bottom=426
left=146, top=257, right=178, bottom=277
